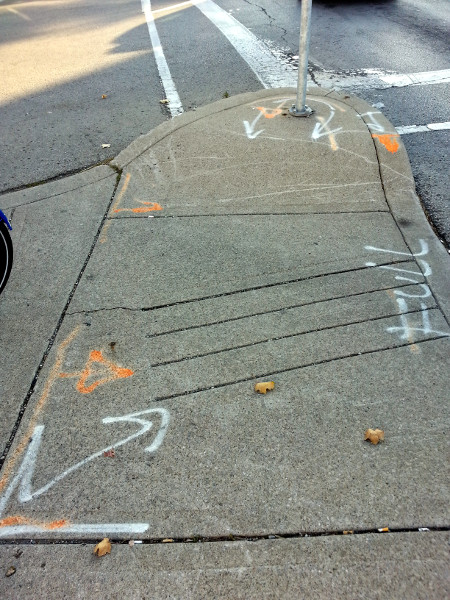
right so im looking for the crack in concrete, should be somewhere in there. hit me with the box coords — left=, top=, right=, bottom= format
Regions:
left=149, top=336, right=446, bottom=405
left=144, top=282, right=427, bottom=340
left=66, top=259, right=417, bottom=317
left=0, top=172, right=123, bottom=469
left=0, top=165, right=118, bottom=210
left=149, top=306, right=440, bottom=368
left=106, top=209, right=389, bottom=221
left=0, top=525, right=447, bottom=546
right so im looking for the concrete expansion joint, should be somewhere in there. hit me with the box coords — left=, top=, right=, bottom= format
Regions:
left=0, top=525, right=448, bottom=547
left=69, top=259, right=427, bottom=318
left=0, top=162, right=116, bottom=201
left=149, top=307, right=440, bottom=369
left=148, top=336, right=446, bottom=406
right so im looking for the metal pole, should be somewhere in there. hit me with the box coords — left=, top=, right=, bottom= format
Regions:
left=290, top=0, right=314, bottom=117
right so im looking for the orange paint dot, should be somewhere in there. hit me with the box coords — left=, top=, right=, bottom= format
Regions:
left=372, top=134, right=400, bottom=153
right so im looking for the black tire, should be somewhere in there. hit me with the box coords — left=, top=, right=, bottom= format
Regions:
left=0, top=220, right=13, bottom=295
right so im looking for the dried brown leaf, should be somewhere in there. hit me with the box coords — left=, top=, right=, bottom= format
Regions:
left=103, top=449, right=115, bottom=458
left=364, top=428, right=385, bottom=445
left=254, top=381, right=275, bottom=394
left=94, top=538, right=111, bottom=557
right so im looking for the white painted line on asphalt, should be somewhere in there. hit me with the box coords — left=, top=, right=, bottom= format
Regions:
left=315, top=68, right=450, bottom=91
left=191, top=0, right=296, bottom=88
left=428, top=121, right=450, bottom=131
left=396, top=122, right=450, bottom=135
left=380, top=69, right=450, bottom=87
left=141, top=0, right=183, bottom=117
left=152, top=1, right=192, bottom=14
left=0, top=524, right=150, bottom=538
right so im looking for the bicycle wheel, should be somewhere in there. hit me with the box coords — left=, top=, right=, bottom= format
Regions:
left=0, top=220, right=13, bottom=294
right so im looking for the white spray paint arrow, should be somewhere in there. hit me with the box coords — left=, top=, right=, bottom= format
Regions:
left=0, top=407, right=170, bottom=513
left=243, top=110, right=265, bottom=139
left=311, top=102, right=343, bottom=140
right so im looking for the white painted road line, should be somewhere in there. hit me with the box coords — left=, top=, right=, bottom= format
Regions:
left=141, top=0, right=183, bottom=117
left=380, top=69, right=450, bottom=87
left=191, top=0, right=297, bottom=88
left=315, top=68, right=450, bottom=91
left=396, top=122, right=450, bottom=135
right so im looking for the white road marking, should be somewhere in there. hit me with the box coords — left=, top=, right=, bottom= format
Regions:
left=191, top=0, right=296, bottom=88
left=0, top=524, right=149, bottom=538
left=316, top=68, right=450, bottom=91
left=141, top=0, right=183, bottom=116
left=380, top=69, right=450, bottom=87
left=396, top=122, right=450, bottom=135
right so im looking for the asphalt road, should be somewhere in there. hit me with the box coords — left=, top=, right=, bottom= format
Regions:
left=0, top=0, right=448, bottom=244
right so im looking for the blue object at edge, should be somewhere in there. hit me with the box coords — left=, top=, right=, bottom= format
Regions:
left=0, top=209, right=12, bottom=230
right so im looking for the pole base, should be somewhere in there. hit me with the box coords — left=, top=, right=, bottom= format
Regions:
left=289, top=104, right=314, bottom=117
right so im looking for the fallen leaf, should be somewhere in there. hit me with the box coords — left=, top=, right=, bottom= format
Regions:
left=162, top=538, right=173, bottom=543
left=102, top=94, right=107, bottom=99
left=102, top=144, right=111, bottom=148
left=254, top=381, right=275, bottom=394
left=94, top=538, right=111, bottom=557
left=160, top=99, right=170, bottom=104
left=6, top=566, right=16, bottom=577
left=13, top=549, right=23, bottom=559
left=103, top=449, right=115, bottom=458
left=364, top=428, right=385, bottom=445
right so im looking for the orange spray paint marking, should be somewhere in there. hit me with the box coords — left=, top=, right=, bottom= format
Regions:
left=60, top=350, right=134, bottom=394
left=0, top=515, right=69, bottom=530
left=0, top=326, right=81, bottom=494
left=114, top=201, right=163, bottom=214
left=256, top=107, right=282, bottom=119
left=372, top=134, right=400, bottom=153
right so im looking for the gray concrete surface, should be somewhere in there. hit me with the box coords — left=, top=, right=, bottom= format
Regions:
left=0, top=167, right=117, bottom=450
left=1, top=532, right=449, bottom=599
left=0, top=89, right=448, bottom=596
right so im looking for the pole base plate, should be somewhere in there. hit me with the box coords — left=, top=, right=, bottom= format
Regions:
left=289, top=105, right=314, bottom=117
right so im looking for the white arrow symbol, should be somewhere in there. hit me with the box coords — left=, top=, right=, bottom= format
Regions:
left=0, top=408, right=170, bottom=511
left=311, top=103, right=343, bottom=140
left=243, top=111, right=265, bottom=139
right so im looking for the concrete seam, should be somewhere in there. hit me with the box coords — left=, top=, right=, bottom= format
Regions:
left=150, top=336, right=446, bottom=404
left=0, top=172, right=123, bottom=469
left=0, top=525, right=448, bottom=546
left=0, top=168, right=117, bottom=210
left=66, top=259, right=416, bottom=316
left=149, top=306, right=441, bottom=368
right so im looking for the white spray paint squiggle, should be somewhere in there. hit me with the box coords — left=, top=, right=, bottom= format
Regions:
left=365, top=239, right=450, bottom=343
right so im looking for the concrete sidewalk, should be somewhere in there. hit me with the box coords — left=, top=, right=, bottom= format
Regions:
left=0, top=88, right=448, bottom=598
